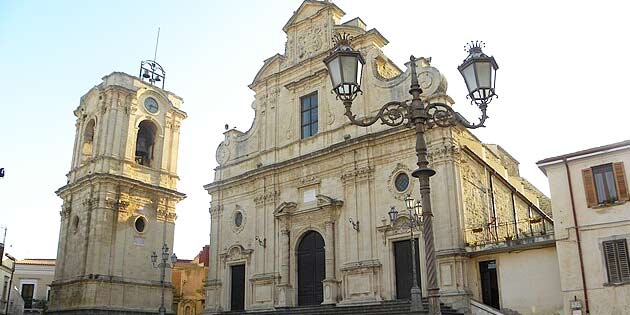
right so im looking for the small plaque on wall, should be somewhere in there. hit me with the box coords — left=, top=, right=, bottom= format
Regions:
left=133, top=236, right=145, bottom=246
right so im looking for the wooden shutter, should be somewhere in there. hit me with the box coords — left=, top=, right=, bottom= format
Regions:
left=613, top=162, right=629, bottom=201
left=617, top=240, right=630, bottom=282
left=582, top=168, right=597, bottom=207
left=604, top=239, right=630, bottom=283
left=604, top=241, right=621, bottom=282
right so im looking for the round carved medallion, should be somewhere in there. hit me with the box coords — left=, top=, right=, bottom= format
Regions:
left=216, top=143, right=229, bottom=165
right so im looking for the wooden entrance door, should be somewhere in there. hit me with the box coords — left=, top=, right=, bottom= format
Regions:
left=297, top=231, right=325, bottom=306
left=230, top=264, right=245, bottom=311
left=479, top=260, right=500, bottom=309
left=394, top=239, right=421, bottom=300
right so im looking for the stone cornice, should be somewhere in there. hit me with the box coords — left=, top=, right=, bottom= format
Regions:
left=57, top=172, right=186, bottom=201
left=283, top=68, right=328, bottom=90
left=204, top=126, right=408, bottom=192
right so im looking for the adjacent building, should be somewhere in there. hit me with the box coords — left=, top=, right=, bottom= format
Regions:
left=203, top=1, right=560, bottom=314
left=538, top=140, right=630, bottom=315
left=0, top=255, right=16, bottom=314
left=49, top=69, right=187, bottom=314
left=12, top=259, right=55, bottom=314
left=173, top=246, right=209, bottom=315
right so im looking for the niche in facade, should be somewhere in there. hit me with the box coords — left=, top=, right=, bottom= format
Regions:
left=135, top=120, right=157, bottom=167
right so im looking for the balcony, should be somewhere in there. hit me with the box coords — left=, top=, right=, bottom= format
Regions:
left=465, top=218, right=554, bottom=253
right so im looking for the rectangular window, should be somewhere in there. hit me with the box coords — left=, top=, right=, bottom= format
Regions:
left=582, top=162, right=629, bottom=207
left=603, top=239, right=630, bottom=283
left=300, top=92, right=318, bottom=139
left=593, top=164, right=617, bottom=204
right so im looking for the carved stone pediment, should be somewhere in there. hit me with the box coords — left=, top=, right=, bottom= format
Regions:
left=316, top=194, right=343, bottom=208
left=219, top=244, right=253, bottom=263
left=274, top=201, right=298, bottom=217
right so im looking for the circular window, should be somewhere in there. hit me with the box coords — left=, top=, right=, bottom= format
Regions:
left=72, top=216, right=80, bottom=234
left=234, top=211, right=243, bottom=227
left=394, top=173, right=410, bottom=192
left=134, top=216, right=147, bottom=233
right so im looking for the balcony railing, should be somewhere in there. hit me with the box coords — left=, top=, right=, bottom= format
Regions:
left=465, top=218, right=553, bottom=247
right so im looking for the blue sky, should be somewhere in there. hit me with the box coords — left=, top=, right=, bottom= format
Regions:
left=1, top=0, right=629, bottom=260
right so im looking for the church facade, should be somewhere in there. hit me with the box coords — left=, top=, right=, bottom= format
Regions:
left=49, top=71, right=186, bottom=314
left=204, top=1, right=560, bottom=314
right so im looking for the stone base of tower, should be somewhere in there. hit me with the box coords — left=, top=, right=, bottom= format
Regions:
left=48, top=279, right=174, bottom=315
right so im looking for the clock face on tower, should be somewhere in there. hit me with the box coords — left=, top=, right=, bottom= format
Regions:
left=144, top=97, right=159, bottom=114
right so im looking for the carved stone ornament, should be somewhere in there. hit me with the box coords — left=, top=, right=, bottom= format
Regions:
left=299, top=175, right=320, bottom=187
left=157, top=209, right=177, bottom=223
left=220, top=244, right=253, bottom=263
left=341, top=166, right=374, bottom=183
left=387, top=163, right=414, bottom=200
left=427, top=144, right=461, bottom=165
left=254, top=190, right=280, bottom=205
left=296, top=24, right=323, bottom=61
left=216, top=142, right=230, bottom=165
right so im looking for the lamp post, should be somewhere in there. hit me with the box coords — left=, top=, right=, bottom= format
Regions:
left=324, top=35, right=498, bottom=315
left=388, top=196, right=424, bottom=311
left=151, top=243, right=177, bottom=315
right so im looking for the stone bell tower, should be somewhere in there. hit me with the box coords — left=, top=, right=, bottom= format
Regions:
left=49, top=61, right=186, bottom=315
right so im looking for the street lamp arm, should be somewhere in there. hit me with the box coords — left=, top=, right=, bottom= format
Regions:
left=342, top=100, right=410, bottom=127
left=425, top=102, right=489, bottom=129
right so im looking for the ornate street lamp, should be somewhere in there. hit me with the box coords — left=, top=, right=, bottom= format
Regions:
left=324, top=34, right=499, bottom=315
left=151, top=243, right=177, bottom=315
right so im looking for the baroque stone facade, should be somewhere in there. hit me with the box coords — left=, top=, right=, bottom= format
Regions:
left=49, top=72, right=186, bottom=314
left=204, top=1, right=556, bottom=314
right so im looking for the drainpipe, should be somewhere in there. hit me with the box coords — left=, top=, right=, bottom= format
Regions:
left=564, top=158, right=589, bottom=314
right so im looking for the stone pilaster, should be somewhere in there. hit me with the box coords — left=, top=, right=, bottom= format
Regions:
left=276, top=228, right=294, bottom=307
left=322, top=220, right=340, bottom=305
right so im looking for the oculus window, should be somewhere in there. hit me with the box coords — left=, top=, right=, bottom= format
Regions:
left=394, top=173, right=410, bottom=192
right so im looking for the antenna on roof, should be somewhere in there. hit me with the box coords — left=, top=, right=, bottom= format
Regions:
left=154, top=27, right=160, bottom=62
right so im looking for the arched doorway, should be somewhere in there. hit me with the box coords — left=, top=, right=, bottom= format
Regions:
left=297, top=230, right=325, bottom=306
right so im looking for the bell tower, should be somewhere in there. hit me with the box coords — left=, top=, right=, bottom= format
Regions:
left=49, top=61, right=186, bottom=315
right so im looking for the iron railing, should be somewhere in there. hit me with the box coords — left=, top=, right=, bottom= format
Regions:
left=465, top=218, right=553, bottom=247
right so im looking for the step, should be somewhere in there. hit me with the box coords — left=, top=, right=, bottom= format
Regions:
left=221, top=300, right=462, bottom=315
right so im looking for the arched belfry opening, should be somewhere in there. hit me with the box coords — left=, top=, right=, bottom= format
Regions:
left=81, top=119, right=95, bottom=162
left=297, top=230, right=325, bottom=306
left=135, top=120, right=157, bottom=167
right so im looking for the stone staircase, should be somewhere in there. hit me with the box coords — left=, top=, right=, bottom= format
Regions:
left=221, top=299, right=463, bottom=314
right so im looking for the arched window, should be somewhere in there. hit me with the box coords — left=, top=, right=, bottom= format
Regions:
left=81, top=119, right=95, bottom=162
left=184, top=305, right=192, bottom=315
left=135, top=120, right=157, bottom=167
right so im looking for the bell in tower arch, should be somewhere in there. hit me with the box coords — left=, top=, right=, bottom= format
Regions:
left=135, top=120, right=157, bottom=167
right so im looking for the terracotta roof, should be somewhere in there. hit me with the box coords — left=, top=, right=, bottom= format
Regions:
left=537, top=140, right=630, bottom=165
left=16, top=259, right=56, bottom=266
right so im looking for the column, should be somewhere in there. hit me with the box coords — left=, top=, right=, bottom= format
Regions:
left=322, top=220, right=339, bottom=305
left=276, top=228, right=293, bottom=307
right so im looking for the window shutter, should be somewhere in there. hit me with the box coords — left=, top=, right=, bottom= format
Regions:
left=617, top=240, right=630, bottom=282
left=582, top=168, right=597, bottom=207
left=613, top=162, right=629, bottom=201
left=604, top=241, right=621, bottom=283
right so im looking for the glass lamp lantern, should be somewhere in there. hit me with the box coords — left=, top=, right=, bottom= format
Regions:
left=405, top=194, right=415, bottom=210
left=388, top=206, right=399, bottom=223
left=171, top=253, right=177, bottom=264
left=414, top=201, right=422, bottom=218
left=323, top=34, right=365, bottom=102
left=458, top=41, right=499, bottom=106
